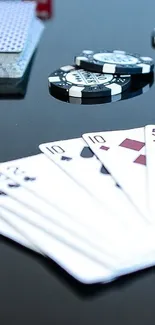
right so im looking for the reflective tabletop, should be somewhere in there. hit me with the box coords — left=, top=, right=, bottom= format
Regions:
left=1, top=0, right=155, bottom=324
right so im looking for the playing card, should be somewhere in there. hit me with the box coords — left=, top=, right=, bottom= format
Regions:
left=2, top=153, right=155, bottom=269
left=0, top=204, right=113, bottom=285
left=0, top=1, right=35, bottom=53
left=83, top=127, right=148, bottom=221
left=2, top=190, right=155, bottom=285
left=1, top=156, right=155, bottom=282
left=39, top=137, right=146, bottom=229
left=0, top=154, right=136, bottom=244
left=0, top=207, right=39, bottom=253
left=1, top=182, right=155, bottom=283
left=3, top=180, right=153, bottom=284
left=145, top=125, right=155, bottom=220
left=0, top=18, right=44, bottom=78
left=0, top=172, right=123, bottom=269
left=1, top=155, right=154, bottom=266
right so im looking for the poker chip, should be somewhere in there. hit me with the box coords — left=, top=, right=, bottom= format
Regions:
left=49, top=73, right=154, bottom=105
left=75, top=50, right=154, bottom=75
left=48, top=65, right=131, bottom=98
left=122, top=73, right=154, bottom=101
left=49, top=87, right=122, bottom=104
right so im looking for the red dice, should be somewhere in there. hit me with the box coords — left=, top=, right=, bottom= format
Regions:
left=36, top=0, right=52, bottom=19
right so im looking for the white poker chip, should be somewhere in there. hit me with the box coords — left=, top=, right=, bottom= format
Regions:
left=48, top=65, right=131, bottom=98
left=75, top=50, right=154, bottom=75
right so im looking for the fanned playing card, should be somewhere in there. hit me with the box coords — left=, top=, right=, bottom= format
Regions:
left=0, top=199, right=113, bottom=284
left=2, top=155, right=155, bottom=283
left=1, top=171, right=151, bottom=284
left=0, top=153, right=145, bottom=261
left=2, top=150, right=155, bottom=282
left=39, top=137, right=146, bottom=229
left=0, top=170, right=120, bottom=268
left=83, top=127, right=149, bottom=221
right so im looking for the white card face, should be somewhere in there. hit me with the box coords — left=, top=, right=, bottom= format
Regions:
left=0, top=18, right=44, bottom=78
left=0, top=1, right=35, bottom=53
left=0, top=207, right=38, bottom=253
left=145, top=125, right=155, bottom=219
left=0, top=204, right=111, bottom=284
left=0, top=154, right=134, bottom=244
left=83, top=128, right=149, bottom=221
left=5, top=188, right=154, bottom=284
left=39, top=137, right=146, bottom=229
left=2, top=158, right=155, bottom=281
left=1, top=196, right=155, bottom=284
left=0, top=173, right=124, bottom=268
left=1, top=154, right=155, bottom=265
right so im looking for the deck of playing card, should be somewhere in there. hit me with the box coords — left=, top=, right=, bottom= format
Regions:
left=0, top=1, right=44, bottom=78
left=1, top=125, right=155, bottom=284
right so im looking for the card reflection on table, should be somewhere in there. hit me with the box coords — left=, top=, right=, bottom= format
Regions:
left=0, top=53, right=35, bottom=100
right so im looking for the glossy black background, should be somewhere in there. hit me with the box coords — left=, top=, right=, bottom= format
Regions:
left=1, top=0, right=155, bottom=323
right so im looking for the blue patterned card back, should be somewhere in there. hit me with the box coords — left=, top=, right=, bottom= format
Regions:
left=0, top=1, right=36, bottom=53
left=0, top=18, right=44, bottom=78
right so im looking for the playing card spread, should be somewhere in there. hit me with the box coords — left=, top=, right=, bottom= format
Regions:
left=2, top=151, right=155, bottom=283
left=1, top=154, right=138, bottom=241
left=0, top=1, right=36, bottom=53
left=0, top=206, right=112, bottom=285
left=1, top=153, right=150, bottom=275
left=0, top=18, right=44, bottom=78
left=39, top=137, right=147, bottom=229
left=2, top=126, right=155, bottom=284
left=0, top=173, right=121, bottom=269
left=2, top=176, right=150, bottom=285
left=83, top=127, right=149, bottom=221
left=1, top=153, right=154, bottom=259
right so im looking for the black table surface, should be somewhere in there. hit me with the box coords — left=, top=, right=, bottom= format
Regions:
left=1, top=0, right=155, bottom=324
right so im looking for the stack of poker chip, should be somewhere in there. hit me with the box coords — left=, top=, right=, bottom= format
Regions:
left=48, top=50, right=154, bottom=104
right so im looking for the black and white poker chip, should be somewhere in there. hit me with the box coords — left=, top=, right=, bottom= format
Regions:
left=75, top=50, right=154, bottom=75
left=49, top=87, right=122, bottom=104
left=49, top=73, right=154, bottom=105
left=122, top=72, right=154, bottom=100
left=48, top=65, right=131, bottom=98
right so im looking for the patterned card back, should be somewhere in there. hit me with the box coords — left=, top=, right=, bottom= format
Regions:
left=0, top=18, right=44, bottom=78
left=0, top=1, right=36, bottom=53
